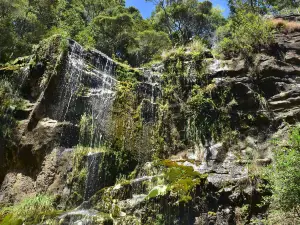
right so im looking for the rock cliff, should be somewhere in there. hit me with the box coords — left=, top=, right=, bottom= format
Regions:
left=1, top=17, right=300, bottom=225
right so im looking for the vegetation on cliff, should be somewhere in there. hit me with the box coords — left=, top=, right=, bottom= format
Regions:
left=266, top=127, right=300, bottom=223
left=1, top=0, right=300, bottom=224
left=0, top=194, right=58, bottom=225
left=215, top=9, right=275, bottom=58
left=0, top=81, right=24, bottom=145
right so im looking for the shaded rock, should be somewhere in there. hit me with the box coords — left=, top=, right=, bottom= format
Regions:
left=216, top=207, right=235, bottom=225
left=20, top=118, right=79, bottom=155
left=0, top=172, right=35, bottom=204
left=35, top=148, right=73, bottom=195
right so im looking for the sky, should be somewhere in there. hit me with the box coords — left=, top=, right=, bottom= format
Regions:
left=125, top=0, right=230, bottom=18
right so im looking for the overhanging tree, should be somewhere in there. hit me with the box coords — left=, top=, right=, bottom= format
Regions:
left=148, top=0, right=225, bottom=45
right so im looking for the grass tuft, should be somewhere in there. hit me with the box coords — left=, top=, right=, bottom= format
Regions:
left=271, top=18, right=300, bottom=33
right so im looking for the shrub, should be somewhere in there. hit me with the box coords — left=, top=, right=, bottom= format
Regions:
left=128, top=30, right=171, bottom=66
left=215, top=9, right=274, bottom=58
left=188, top=39, right=207, bottom=55
left=267, top=126, right=300, bottom=223
left=0, top=194, right=57, bottom=224
left=161, top=39, right=207, bottom=62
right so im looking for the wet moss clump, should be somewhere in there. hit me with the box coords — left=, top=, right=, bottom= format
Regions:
left=161, top=160, right=208, bottom=203
left=66, top=145, right=137, bottom=207
left=67, top=146, right=107, bottom=206
left=115, top=63, right=142, bottom=82
left=109, top=79, right=156, bottom=163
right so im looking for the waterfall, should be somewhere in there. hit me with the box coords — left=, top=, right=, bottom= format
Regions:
left=142, top=69, right=161, bottom=123
left=53, top=41, right=84, bottom=121
left=84, top=152, right=102, bottom=200
left=149, top=73, right=159, bottom=121
left=86, top=66, right=117, bottom=147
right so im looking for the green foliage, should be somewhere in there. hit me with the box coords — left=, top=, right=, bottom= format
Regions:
left=162, top=39, right=207, bottom=62
left=228, top=0, right=300, bottom=14
left=0, top=0, right=224, bottom=66
left=128, top=30, right=171, bottom=66
left=83, top=13, right=136, bottom=58
left=267, top=126, right=300, bottom=220
left=0, top=0, right=125, bottom=63
left=79, top=113, right=94, bottom=147
left=149, top=0, right=225, bottom=45
left=0, top=214, right=22, bottom=225
left=0, top=0, right=44, bottom=61
left=76, top=6, right=169, bottom=66
left=0, top=80, right=24, bottom=142
left=0, top=194, right=57, bottom=224
left=160, top=160, right=207, bottom=203
left=187, top=84, right=230, bottom=143
left=109, top=81, right=155, bottom=162
left=115, top=62, right=142, bottom=82
left=215, top=9, right=274, bottom=58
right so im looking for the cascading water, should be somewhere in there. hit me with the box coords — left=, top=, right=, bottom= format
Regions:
left=54, top=42, right=120, bottom=222
left=84, top=152, right=102, bottom=200
left=78, top=48, right=118, bottom=200
left=53, top=41, right=85, bottom=122
left=86, top=64, right=117, bottom=147
left=143, top=69, right=161, bottom=122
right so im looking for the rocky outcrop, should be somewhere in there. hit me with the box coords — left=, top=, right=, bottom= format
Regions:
left=0, top=35, right=121, bottom=201
left=1, top=17, right=300, bottom=225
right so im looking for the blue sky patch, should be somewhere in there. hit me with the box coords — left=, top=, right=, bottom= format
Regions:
left=125, top=0, right=230, bottom=18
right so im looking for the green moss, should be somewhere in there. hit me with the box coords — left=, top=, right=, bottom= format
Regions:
left=76, top=85, right=90, bottom=97
left=208, top=211, right=217, bottom=216
left=96, top=212, right=113, bottom=224
left=148, top=185, right=167, bottom=199
left=153, top=43, right=212, bottom=157
left=90, top=188, right=114, bottom=213
left=31, top=35, right=69, bottom=89
left=0, top=65, right=21, bottom=72
left=0, top=80, right=25, bottom=173
left=115, top=63, right=142, bottom=82
left=79, top=113, right=94, bottom=146
left=187, top=83, right=233, bottom=143
left=152, top=160, right=208, bottom=203
left=111, top=204, right=121, bottom=218
left=70, top=146, right=107, bottom=181
left=66, top=146, right=108, bottom=206
left=0, top=214, right=23, bottom=225
left=109, top=80, right=155, bottom=162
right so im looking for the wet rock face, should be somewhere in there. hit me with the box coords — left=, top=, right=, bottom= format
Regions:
left=0, top=37, right=121, bottom=203
left=1, top=19, right=300, bottom=224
